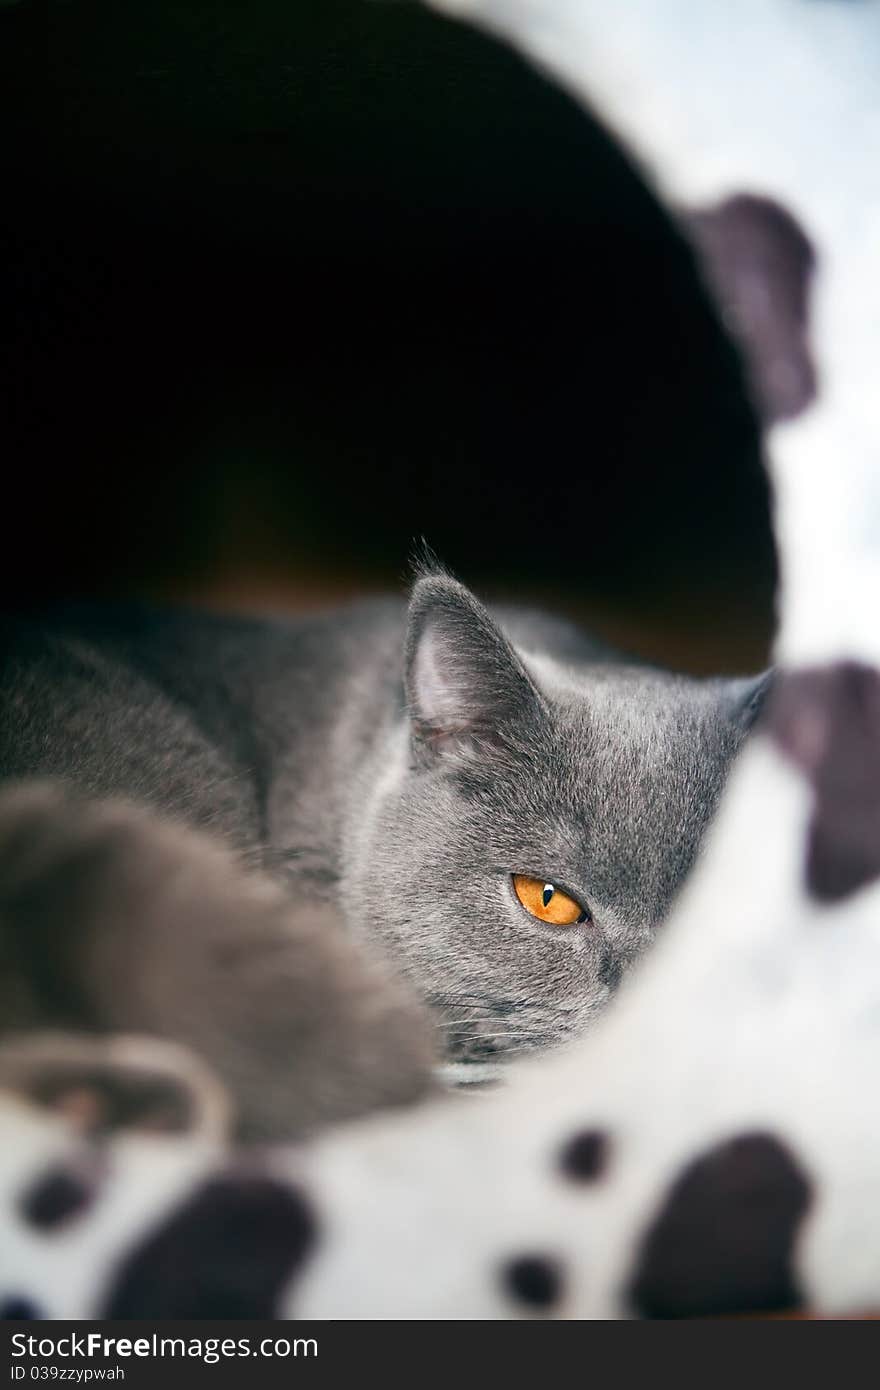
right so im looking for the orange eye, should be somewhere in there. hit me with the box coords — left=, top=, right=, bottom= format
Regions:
left=512, top=875, right=589, bottom=926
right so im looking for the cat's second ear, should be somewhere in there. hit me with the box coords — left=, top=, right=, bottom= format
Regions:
left=404, top=574, right=545, bottom=765
left=729, top=669, right=775, bottom=732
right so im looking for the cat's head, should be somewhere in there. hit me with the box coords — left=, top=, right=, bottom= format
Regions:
left=344, top=573, right=768, bottom=1074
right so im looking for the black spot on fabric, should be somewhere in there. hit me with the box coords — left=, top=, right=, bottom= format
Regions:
left=768, top=662, right=880, bottom=902
left=20, top=1165, right=96, bottom=1231
left=502, top=1254, right=564, bottom=1309
left=559, top=1128, right=610, bottom=1183
left=102, top=1173, right=317, bottom=1318
left=629, top=1132, right=812, bottom=1318
left=686, top=194, right=816, bottom=423
left=1, top=1296, right=43, bottom=1319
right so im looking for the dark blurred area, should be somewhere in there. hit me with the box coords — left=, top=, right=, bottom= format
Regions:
left=0, top=0, right=776, bottom=672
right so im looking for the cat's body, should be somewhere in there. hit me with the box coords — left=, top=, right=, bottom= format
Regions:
left=0, top=574, right=765, bottom=1133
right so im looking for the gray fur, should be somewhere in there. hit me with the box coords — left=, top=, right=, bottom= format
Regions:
left=0, top=783, right=435, bottom=1140
left=0, top=574, right=765, bottom=1110
left=345, top=575, right=764, bottom=1063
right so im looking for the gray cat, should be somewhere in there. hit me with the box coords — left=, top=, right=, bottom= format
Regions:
left=0, top=570, right=767, bottom=1136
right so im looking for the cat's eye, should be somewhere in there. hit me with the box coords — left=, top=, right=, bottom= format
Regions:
left=511, top=874, right=590, bottom=926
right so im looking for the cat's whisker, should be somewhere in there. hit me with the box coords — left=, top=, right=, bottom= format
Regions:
left=428, top=992, right=526, bottom=1007
left=443, top=1029, right=543, bottom=1042
left=435, top=1015, right=524, bottom=1027
left=431, top=998, right=532, bottom=1014
left=428, top=999, right=498, bottom=1012
left=444, top=1023, right=524, bottom=1034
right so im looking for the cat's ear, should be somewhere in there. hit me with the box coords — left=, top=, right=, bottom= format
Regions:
left=404, top=574, right=546, bottom=765
left=729, top=669, right=775, bottom=732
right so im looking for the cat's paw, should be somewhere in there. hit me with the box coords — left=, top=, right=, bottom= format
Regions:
left=0, top=1030, right=231, bottom=1140
left=0, top=780, right=437, bottom=1141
